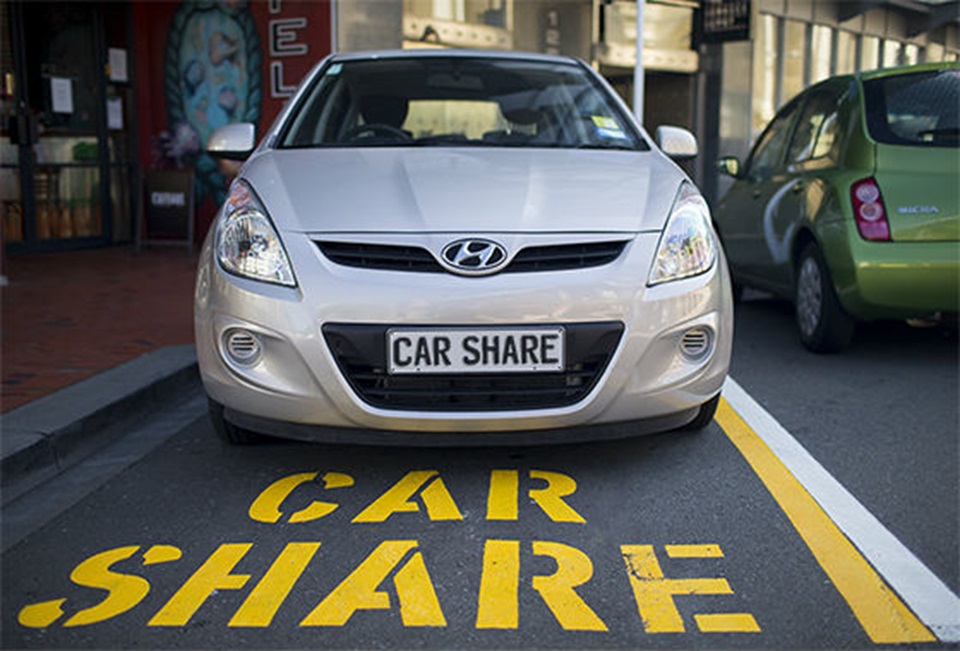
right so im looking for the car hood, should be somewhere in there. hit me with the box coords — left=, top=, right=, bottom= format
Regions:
left=241, top=148, right=685, bottom=234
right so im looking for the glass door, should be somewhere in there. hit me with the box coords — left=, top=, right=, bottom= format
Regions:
left=103, top=3, right=135, bottom=244
left=0, top=0, right=135, bottom=252
left=1, top=0, right=25, bottom=246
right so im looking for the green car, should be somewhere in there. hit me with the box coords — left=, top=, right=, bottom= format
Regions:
left=715, top=62, right=959, bottom=352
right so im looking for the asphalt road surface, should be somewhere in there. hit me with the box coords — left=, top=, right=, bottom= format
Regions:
left=2, top=293, right=957, bottom=649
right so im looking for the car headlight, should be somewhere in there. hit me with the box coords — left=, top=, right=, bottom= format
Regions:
left=216, top=180, right=296, bottom=287
left=647, top=182, right=717, bottom=286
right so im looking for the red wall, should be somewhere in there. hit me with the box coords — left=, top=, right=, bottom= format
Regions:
left=132, top=0, right=332, bottom=241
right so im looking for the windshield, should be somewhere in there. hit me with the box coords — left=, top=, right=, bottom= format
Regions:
left=863, top=67, right=959, bottom=147
left=279, top=56, right=648, bottom=151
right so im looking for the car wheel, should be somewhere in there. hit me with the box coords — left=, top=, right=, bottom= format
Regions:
left=208, top=398, right=265, bottom=445
left=679, top=393, right=721, bottom=432
left=795, top=243, right=855, bottom=353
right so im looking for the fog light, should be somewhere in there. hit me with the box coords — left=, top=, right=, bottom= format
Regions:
left=680, top=327, right=712, bottom=360
left=224, top=329, right=262, bottom=365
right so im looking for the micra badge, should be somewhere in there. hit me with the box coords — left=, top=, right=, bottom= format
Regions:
left=898, top=205, right=940, bottom=214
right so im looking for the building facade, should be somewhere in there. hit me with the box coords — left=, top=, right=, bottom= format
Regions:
left=1, top=0, right=956, bottom=253
left=706, top=0, right=959, bottom=201
left=1, top=0, right=331, bottom=253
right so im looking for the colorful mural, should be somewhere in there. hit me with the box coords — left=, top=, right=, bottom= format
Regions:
left=134, top=0, right=330, bottom=241
left=162, top=0, right=262, bottom=207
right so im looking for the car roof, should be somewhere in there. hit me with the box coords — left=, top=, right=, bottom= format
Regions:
left=327, top=48, right=582, bottom=66
left=791, top=61, right=958, bottom=98
left=856, top=60, right=959, bottom=82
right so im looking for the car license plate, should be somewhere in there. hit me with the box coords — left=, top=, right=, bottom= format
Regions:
left=387, top=327, right=565, bottom=374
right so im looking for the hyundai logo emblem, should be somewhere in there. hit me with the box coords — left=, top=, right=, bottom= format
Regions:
left=440, top=238, right=508, bottom=276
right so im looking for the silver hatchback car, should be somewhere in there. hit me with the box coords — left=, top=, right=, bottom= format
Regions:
left=196, top=49, right=733, bottom=445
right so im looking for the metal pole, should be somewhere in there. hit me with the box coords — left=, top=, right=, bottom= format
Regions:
left=633, top=0, right=645, bottom=125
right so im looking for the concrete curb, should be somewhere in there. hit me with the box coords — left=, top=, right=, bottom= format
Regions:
left=1, top=345, right=200, bottom=505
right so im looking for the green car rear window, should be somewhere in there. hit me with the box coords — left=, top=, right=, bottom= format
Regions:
left=863, top=68, right=959, bottom=148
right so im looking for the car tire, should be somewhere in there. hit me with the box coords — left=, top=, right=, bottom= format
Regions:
left=208, top=398, right=265, bottom=445
left=795, top=243, right=855, bottom=353
left=679, top=393, right=721, bottom=432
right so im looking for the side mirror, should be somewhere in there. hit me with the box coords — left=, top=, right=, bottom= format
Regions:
left=655, top=125, right=698, bottom=160
left=207, top=123, right=256, bottom=161
left=716, top=156, right=742, bottom=178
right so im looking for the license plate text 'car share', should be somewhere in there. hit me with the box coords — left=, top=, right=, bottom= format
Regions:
left=387, top=328, right=565, bottom=374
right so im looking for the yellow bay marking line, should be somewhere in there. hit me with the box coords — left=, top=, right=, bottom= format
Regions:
left=718, top=377, right=960, bottom=644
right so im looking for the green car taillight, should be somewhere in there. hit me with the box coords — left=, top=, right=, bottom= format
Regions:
left=851, top=178, right=891, bottom=241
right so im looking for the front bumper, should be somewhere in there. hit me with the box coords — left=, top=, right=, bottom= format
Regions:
left=194, top=230, right=733, bottom=440
left=223, top=407, right=699, bottom=446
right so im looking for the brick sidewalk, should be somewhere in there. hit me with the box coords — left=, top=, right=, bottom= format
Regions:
left=1, top=246, right=197, bottom=413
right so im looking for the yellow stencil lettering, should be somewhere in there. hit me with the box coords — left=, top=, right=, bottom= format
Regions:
left=476, top=540, right=520, bottom=629
left=621, top=544, right=733, bottom=633
left=486, top=470, right=519, bottom=521
left=19, top=544, right=181, bottom=628
left=393, top=551, right=447, bottom=627
left=249, top=471, right=353, bottom=524
left=18, top=599, right=67, bottom=629
left=229, top=542, right=321, bottom=627
left=532, top=541, right=607, bottom=631
left=529, top=471, right=585, bottom=523
left=301, top=540, right=445, bottom=627
left=352, top=471, right=462, bottom=523
left=149, top=544, right=252, bottom=627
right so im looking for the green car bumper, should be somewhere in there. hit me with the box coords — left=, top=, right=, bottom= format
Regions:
left=835, top=237, right=960, bottom=320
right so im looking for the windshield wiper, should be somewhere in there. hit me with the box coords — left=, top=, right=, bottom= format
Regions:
left=575, top=142, right=638, bottom=151
left=410, top=135, right=477, bottom=147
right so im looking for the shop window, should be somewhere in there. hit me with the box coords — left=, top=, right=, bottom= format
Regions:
left=720, top=39, right=752, bottom=183
left=433, top=0, right=466, bottom=22
left=0, top=1, right=20, bottom=243
left=599, top=2, right=695, bottom=70
left=405, top=0, right=505, bottom=26
left=402, top=0, right=511, bottom=50
left=643, top=4, right=693, bottom=52
left=783, top=20, right=807, bottom=103
left=752, top=14, right=778, bottom=135
left=810, top=25, right=832, bottom=83
left=603, top=2, right=693, bottom=50
left=883, top=40, right=902, bottom=68
left=927, top=42, right=945, bottom=62
left=861, top=36, right=881, bottom=71
left=836, top=31, right=856, bottom=75
left=903, top=43, right=920, bottom=66
left=1, top=170, right=22, bottom=244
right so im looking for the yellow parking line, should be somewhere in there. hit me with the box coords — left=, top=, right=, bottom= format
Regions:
left=715, top=398, right=935, bottom=644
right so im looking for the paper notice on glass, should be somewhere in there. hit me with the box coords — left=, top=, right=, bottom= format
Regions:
left=108, top=48, right=128, bottom=83
left=51, top=77, right=73, bottom=114
left=107, top=98, right=124, bottom=130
